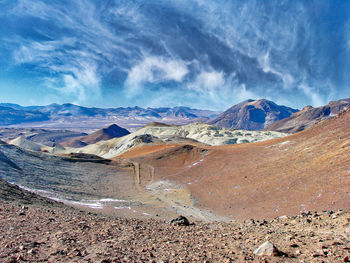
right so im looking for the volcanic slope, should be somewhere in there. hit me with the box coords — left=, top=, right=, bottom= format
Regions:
left=72, top=122, right=286, bottom=158
left=130, top=110, right=350, bottom=220
left=266, top=98, right=350, bottom=133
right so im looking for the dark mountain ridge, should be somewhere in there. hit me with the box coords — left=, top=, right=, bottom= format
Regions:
left=266, top=98, right=350, bottom=133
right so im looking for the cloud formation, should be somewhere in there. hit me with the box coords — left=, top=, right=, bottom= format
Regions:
left=125, top=56, right=189, bottom=96
left=0, top=0, right=350, bottom=109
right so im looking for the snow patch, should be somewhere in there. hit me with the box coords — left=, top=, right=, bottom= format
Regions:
left=189, top=159, right=203, bottom=167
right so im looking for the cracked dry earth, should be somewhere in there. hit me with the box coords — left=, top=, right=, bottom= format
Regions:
left=1, top=202, right=350, bottom=262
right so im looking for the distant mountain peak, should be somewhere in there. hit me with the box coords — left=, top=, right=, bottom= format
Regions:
left=208, top=99, right=298, bottom=131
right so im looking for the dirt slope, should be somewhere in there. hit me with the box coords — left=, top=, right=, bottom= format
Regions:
left=132, top=110, right=350, bottom=220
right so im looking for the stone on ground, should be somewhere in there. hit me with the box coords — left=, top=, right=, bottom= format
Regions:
left=253, top=241, right=282, bottom=257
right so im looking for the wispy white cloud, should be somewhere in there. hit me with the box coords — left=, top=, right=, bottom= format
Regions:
left=44, top=61, right=101, bottom=104
left=258, top=51, right=295, bottom=91
left=188, top=70, right=225, bottom=92
left=125, top=56, right=189, bottom=95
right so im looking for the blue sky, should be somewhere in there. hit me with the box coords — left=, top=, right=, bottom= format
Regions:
left=1, top=0, right=350, bottom=110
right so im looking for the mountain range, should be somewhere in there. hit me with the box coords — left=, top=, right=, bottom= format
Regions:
left=0, top=103, right=218, bottom=119
left=2, top=98, right=350, bottom=134
left=0, top=99, right=299, bottom=131
left=0, top=103, right=220, bottom=130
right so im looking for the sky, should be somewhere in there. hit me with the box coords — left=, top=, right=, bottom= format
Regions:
left=0, top=0, right=350, bottom=110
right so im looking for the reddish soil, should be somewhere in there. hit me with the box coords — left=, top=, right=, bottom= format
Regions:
left=130, top=110, right=350, bottom=220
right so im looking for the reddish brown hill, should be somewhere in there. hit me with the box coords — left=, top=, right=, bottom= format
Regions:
left=61, top=124, right=130, bottom=147
left=266, top=98, right=350, bottom=133
left=131, top=110, right=350, bottom=220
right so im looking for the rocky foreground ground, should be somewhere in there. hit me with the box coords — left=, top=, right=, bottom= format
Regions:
left=0, top=201, right=349, bottom=262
